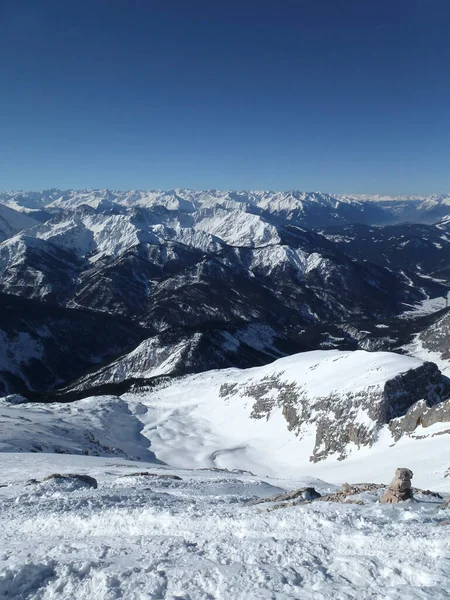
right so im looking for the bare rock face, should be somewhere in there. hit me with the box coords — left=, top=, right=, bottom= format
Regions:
left=380, top=468, right=413, bottom=504
left=439, top=497, right=450, bottom=511
left=317, top=482, right=384, bottom=504
left=41, top=473, right=98, bottom=489
left=247, top=486, right=321, bottom=508
left=390, top=398, right=450, bottom=441
left=222, top=360, right=449, bottom=463
left=119, top=472, right=182, bottom=481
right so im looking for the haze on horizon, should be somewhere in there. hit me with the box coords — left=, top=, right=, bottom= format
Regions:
left=1, top=0, right=449, bottom=195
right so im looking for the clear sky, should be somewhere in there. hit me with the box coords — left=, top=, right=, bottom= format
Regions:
left=1, top=0, right=449, bottom=194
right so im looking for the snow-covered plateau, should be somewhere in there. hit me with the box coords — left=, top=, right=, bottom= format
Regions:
left=1, top=350, right=450, bottom=599
left=0, top=452, right=449, bottom=600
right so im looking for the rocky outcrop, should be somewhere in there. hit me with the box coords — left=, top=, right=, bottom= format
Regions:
left=381, top=362, right=449, bottom=420
left=440, top=497, right=450, bottom=511
left=418, top=311, right=450, bottom=361
left=247, top=487, right=321, bottom=507
left=389, top=398, right=450, bottom=440
left=119, top=472, right=182, bottom=481
left=249, top=478, right=444, bottom=511
left=35, top=473, right=98, bottom=489
left=247, top=487, right=322, bottom=510
left=222, top=359, right=450, bottom=462
left=316, top=482, right=384, bottom=504
left=380, top=468, right=413, bottom=504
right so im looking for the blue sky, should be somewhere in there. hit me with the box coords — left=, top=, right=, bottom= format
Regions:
left=1, top=0, right=449, bottom=193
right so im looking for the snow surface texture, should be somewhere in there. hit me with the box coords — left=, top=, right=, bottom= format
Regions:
left=1, top=350, right=450, bottom=598
left=0, top=453, right=449, bottom=600
left=1, top=350, right=449, bottom=484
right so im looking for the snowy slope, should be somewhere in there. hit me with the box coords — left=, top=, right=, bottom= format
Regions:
left=0, top=204, right=39, bottom=242
left=2, top=350, right=449, bottom=477
left=121, top=349, right=450, bottom=471
left=1, top=349, right=450, bottom=598
left=1, top=452, right=449, bottom=600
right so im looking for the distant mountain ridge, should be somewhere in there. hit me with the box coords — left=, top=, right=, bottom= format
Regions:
left=1, top=188, right=450, bottom=395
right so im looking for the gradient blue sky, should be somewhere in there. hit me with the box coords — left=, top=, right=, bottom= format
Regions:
left=1, top=0, right=449, bottom=193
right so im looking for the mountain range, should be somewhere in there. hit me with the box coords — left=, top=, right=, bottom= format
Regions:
left=1, top=188, right=450, bottom=397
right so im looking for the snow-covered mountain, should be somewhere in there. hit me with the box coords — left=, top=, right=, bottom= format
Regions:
left=2, top=349, right=450, bottom=473
left=0, top=294, right=153, bottom=396
left=2, top=190, right=450, bottom=599
left=3, top=188, right=450, bottom=226
left=0, top=188, right=450, bottom=395
left=320, top=221, right=450, bottom=294
left=0, top=204, right=39, bottom=243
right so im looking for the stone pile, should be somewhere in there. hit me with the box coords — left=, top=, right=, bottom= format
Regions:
left=380, top=468, right=413, bottom=504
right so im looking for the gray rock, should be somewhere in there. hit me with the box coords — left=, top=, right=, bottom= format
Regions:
left=380, top=468, right=413, bottom=504
left=394, top=468, right=413, bottom=480
left=419, top=311, right=450, bottom=361
left=317, top=482, right=384, bottom=504
left=4, top=394, right=28, bottom=405
left=247, top=486, right=321, bottom=507
left=439, top=497, right=450, bottom=511
left=390, top=398, right=450, bottom=441
left=221, top=361, right=450, bottom=462
left=42, top=473, right=98, bottom=489
left=119, top=472, right=182, bottom=481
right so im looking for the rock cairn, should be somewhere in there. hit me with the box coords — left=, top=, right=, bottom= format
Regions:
left=380, top=468, right=413, bottom=504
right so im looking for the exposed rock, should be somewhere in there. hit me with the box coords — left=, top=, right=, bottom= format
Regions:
left=42, top=473, right=98, bottom=489
left=222, top=359, right=449, bottom=463
left=247, top=487, right=321, bottom=507
left=316, top=482, right=384, bottom=504
left=439, top=497, right=450, bottom=511
left=380, top=468, right=413, bottom=504
left=419, top=311, right=450, bottom=362
left=119, top=472, right=182, bottom=481
left=198, top=467, right=256, bottom=476
left=249, top=482, right=390, bottom=510
left=390, top=398, right=450, bottom=441
left=412, top=488, right=443, bottom=499
left=4, top=394, right=28, bottom=405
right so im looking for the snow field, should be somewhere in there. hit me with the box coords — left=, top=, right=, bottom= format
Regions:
left=0, top=454, right=449, bottom=600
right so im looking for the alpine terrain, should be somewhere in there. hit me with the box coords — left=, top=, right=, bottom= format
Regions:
left=1, top=189, right=450, bottom=599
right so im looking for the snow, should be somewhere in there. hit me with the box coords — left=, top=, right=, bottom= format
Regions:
left=400, top=296, right=447, bottom=318
left=249, top=245, right=308, bottom=276
left=0, top=204, right=39, bottom=242
left=192, top=207, right=281, bottom=247
left=1, top=349, right=450, bottom=598
left=0, top=330, right=44, bottom=392
left=0, top=452, right=449, bottom=599
left=0, top=349, right=441, bottom=477
left=34, top=213, right=160, bottom=262
left=3, top=189, right=450, bottom=596
left=403, top=337, right=450, bottom=378
left=72, top=335, right=203, bottom=388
